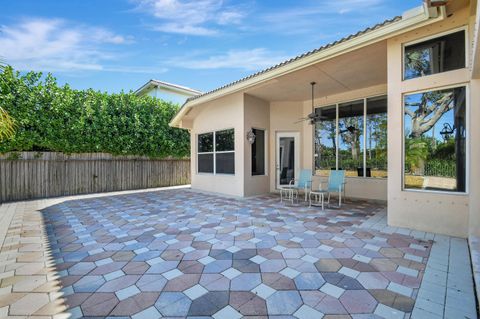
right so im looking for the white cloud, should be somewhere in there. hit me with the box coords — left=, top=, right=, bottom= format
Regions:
left=133, top=0, right=246, bottom=36
left=329, top=0, right=384, bottom=14
left=0, top=18, right=135, bottom=72
left=168, top=48, right=288, bottom=71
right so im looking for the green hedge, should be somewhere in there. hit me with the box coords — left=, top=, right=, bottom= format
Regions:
left=0, top=67, right=189, bottom=158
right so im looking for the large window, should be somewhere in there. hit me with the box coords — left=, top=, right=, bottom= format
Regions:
left=338, top=100, right=364, bottom=176
left=251, top=129, right=265, bottom=176
left=366, top=96, right=388, bottom=178
left=197, top=129, right=235, bottom=175
left=404, top=30, right=465, bottom=80
left=403, top=86, right=466, bottom=192
left=314, top=96, right=387, bottom=178
left=314, top=105, right=336, bottom=175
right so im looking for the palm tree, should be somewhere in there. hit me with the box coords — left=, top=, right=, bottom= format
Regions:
left=0, top=60, right=16, bottom=142
left=405, top=138, right=429, bottom=174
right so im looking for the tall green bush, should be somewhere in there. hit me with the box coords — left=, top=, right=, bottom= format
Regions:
left=0, top=66, right=189, bottom=158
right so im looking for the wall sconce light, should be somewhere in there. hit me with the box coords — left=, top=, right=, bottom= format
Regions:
left=246, top=129, right=256, bottom=144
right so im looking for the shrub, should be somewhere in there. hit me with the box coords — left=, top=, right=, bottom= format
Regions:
left=0, top=66, right=189, bottom=158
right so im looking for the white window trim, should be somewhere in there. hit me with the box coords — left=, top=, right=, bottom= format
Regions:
left=401, top=83, right=469, bottom=195
left=402, top=26, right=469, bottom=81
left=313, top=93, right=388, bottom=179
left=197, top=128, right=235, bottom=175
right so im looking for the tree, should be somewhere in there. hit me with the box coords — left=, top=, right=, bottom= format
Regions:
left=0, top=106, right=15, bottom=142
left=339, top=117, right=362, bottom=161
left=405, top=138, right=429, bottom=174
left=404, top=49, right=430, bottom=79
left=0, top=61, right=16, bottom=142
left=405, top=90, right=454, bottom=138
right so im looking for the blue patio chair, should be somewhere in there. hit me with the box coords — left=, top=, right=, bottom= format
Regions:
left=288, top=169, right=313, bottom=202
left=321, top=170, right=346, bottom=207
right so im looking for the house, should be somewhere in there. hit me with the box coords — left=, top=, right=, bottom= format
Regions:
left=170, top=0, right=480, bottom=238
left=135, top=79, right=202, bottom=105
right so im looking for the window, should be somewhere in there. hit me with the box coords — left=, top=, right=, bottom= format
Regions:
left=314, top=96, right=387, bottom=178
left=314, top=105, right=336, bottom=175
left=366, top=96, right=388, bottom=178
left=404, top=86, right=466, bottom=192
left=404, top=30, right=465, bottom=80
left=251, top=129, right=265, bottom=176
left=338, top=100, right=364, bottom=177
left=198, top=132, right=214, bottom=173
left=197, top=129, right=235, bottom=174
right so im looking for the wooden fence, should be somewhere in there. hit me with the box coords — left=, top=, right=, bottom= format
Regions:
left=0, top=152, right=190, bottom=203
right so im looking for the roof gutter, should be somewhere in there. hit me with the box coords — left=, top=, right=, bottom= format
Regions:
left=169, top=3, right=446, bottom=128
left=471, top=0, right=480, bottom=79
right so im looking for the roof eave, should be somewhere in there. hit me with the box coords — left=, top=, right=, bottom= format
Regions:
left=135, top=79, right=202, bottom=97
left=169, top=3, right=445, bottom=128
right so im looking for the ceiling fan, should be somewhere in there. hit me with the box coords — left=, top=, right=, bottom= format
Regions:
left=338, top=103, right=360, bottom=134
left=295, top=82, right=327, bottom=124
left=339, top=125, right=358, bottom=134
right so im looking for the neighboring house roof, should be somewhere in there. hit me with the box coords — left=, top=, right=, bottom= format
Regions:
left=135, top=79, right=202, bottom=97
left=170, top=2, right=445, bottom=127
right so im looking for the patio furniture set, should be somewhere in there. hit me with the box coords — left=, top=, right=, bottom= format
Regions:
left=279, top=169, right=346, bottom=209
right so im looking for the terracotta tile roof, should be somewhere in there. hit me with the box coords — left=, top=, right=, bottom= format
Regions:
left=186, top=15, right=402, bottom=103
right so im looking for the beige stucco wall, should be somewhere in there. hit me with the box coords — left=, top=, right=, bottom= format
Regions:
left=190, top=92, right=245, bottom=197
left=469, top=79, right=480, bottom=237
left=387, top=6, right=471, bottom=238
left=244, top=94, right=270, bottom=197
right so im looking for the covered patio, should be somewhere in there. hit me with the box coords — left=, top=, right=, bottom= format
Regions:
left=0, top=187, right=476, bottom=318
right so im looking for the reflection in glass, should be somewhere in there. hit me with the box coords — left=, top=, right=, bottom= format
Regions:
left=216, top=153, right=235, bottom=174
left=198, top=154, right=214, bottom=173
left=338, top=100, right=364, bottom=177
left=251, top=129, right=265, bottom=176
left=366, top=96, right=388, bottom=178
left=404, top=86, right=466, bottom=192
left=314, top=105, right=336, bottom=176
left=215, top=129, right=234, bottom=151
left=279, top=137, right=295, bottom=185
left=404, top=30, right=465, bottom=80
left=198, top=132, right=214, bottom=153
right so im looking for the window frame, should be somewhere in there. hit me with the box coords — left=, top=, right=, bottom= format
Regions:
left=401, top=83, right=469, bottom=195
left=401, top=26, right=468, bottom=81
left=196, top=128, right=235, bottom=175
left=313, top=94, right=388, bottom=179
left=251, top=127, right=268, bottom=177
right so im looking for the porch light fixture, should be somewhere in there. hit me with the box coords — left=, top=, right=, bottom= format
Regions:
left=246, top=129, right=256, bottom=144
left=440, top=123, right=455, bottom=140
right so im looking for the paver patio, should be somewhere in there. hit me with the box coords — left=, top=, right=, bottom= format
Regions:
left=0, top=187, right=476, bottom=318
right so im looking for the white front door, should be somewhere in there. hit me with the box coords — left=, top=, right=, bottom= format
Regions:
left=276, top=132, right=300, bottom=189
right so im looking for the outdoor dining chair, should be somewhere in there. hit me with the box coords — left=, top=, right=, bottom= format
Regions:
left=320, top=169, right=346, bottom=207
left=280, top=169, right=312, bottom=204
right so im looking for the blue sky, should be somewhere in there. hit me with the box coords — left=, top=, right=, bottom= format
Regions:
left=0, top=0, right=421, bottom=93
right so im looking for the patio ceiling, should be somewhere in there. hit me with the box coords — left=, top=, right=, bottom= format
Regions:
left=245, top=40, right=387, bottom=102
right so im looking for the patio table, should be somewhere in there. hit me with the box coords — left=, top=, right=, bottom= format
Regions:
left=280, top=186, right=298, bottom=204
left=309, top=189, right=327, bottom=210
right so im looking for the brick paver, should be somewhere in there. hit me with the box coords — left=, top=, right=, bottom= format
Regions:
left=0, top=187, right=476, bottom=318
